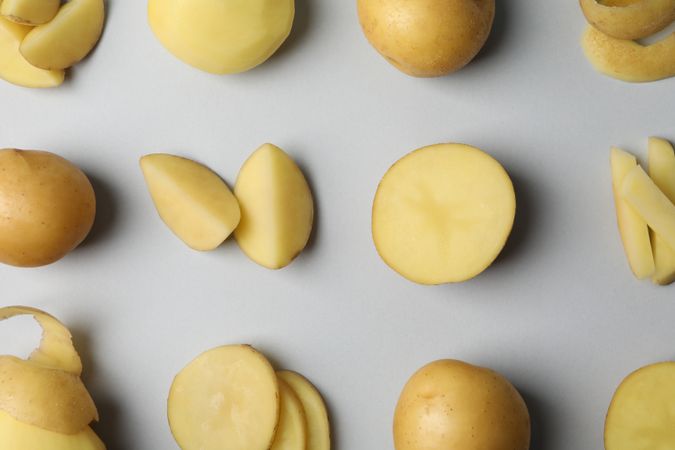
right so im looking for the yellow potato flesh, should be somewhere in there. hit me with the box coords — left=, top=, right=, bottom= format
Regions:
left=234, top=144, right=314, bottom=270
left=277, top=370, right=331, bottom=450
left=648, top=138, right=675, bottom=285
left=357, top=0, right=495, bottom=77
left=372, top=143, right=515, bottom=284
left=0, top=410, right=104, bottom=450
left=610, top=147, right=655, bottom=279
left=148, top=0, right=294, bottom=74
left=605, top=361, right=675, bottom=450
left=140, top=153, right=241, bottom=251
left=168, top=345, right=280, bottom=450
left=393, top=359, right=530, bottom=450
left=582, top=25, right=675, bottom=82
left=0, top=17, right=64, bottom=88
left=0, top=357, right=98, bottom=434
left=20, top=0, right=105, bottom=70
left=579, top=0, right=675, bottom=40
left=1, top=0, right=60, bottom=25
left=270, top=379, right=307, bottom=450
left=0, top=149, right=96, bottom=267
left=621, top=165, right=675, bottom=250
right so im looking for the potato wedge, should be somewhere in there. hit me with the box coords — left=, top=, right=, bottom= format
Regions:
left=278, top=370, right=330, bottom=450
left=1, top=0, right=60, bottom=25
left=168, top=345, right=280, bottom=450
left=579, top=0, right=675, bottom=40
left=270, top=378, right=307, bottom=450
left=648, top=138, right=675, bottom=285
left=0, top=410, right=104, bottom=450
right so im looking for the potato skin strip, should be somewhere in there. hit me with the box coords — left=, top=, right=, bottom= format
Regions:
left=580, top=0, right=675, bottom=40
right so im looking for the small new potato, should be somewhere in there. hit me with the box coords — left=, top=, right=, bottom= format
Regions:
left=357, top=0, right=495, bottom=77
left=394, top=359, right=530, bottom=450
left=0, top=149, right=96, bottom=267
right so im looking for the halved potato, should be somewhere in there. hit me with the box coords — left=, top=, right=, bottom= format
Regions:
left=0, top=410, right=104, bottom=450
left=605, top=361, right=675, bottom=450
left=579, top=0, right=675, bottom=40
left=1, top=0, right=60, bottom=25
left=648, top=138, right=675, bottom=285
left=270, top=378, right=307, bottom=450
left=168, top=345, right=280, bottom=450
left=278, top=370, right=330, bottom=450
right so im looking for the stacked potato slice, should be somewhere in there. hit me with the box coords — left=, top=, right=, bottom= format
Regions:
left=611, top=137, right=675, bottom=285
left=168, top=344, right=330, bottom=450
left=580, top=0, right=675, bottom=82
left=0, top=0, right=104, bottom=88
left=0, top=306, right=105, bottom=449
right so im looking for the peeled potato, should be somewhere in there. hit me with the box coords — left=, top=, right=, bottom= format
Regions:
left=605, top=361, right=675, bottom=450
left=168, top=345, right=280, bottom=450
left=648, top=138, right=675, bottom=285
left=270, top=379, right=307, bottom=450
left=140, top=153, right=240, bottom=251
left=277, top=370, right=330, bottom=450
left=0, top=410, right=104, bottom=450
left=579, top=0, right=675, bottom=40
left=393, top=359, right=530, bottom=450
left=1, top=0, right=60, bottom=25
left=372, top=143, right=515, bottom=284
left=0, top=149, right=96, bottom=267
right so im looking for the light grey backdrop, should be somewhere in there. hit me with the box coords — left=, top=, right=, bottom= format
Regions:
left=1, top=1, right=674, bottom=449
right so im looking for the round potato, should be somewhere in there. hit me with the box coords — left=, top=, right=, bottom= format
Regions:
left=394, top=359, right=530, bottom=450
left=357, top=0, right=495, bottom=77
left=0, top=149, right=95, bottom=267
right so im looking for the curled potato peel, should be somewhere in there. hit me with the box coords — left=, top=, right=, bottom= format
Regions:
left=580, top=0, right=675, bottom=40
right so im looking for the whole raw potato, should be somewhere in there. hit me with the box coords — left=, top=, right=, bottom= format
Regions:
left=357, top=0, right=495, bottom=77
left=394, top=359, right=530, bottom=450
left=0, top=149, right=96, bottom=267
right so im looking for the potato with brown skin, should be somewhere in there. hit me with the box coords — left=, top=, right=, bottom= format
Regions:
left=357, top=0, right=495, bottom=77
left=0, top=149, right=96, bottom=267
left=394, top=359, right=530, bottom=450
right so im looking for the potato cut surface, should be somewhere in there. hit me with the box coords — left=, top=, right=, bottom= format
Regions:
left=234, top=144, right=314, bottom=269
left=140, top=153, right=241, bottom=251
left=1, top=0, right=60, bottom=25
left=270, top=379, right=307, bottom=450
left=372, top=143, right=515, bottom=284
left=610, top=147, right=655, bottom=279
left=0, top=17, right=64, bottom=87
left=605, top=361, right=675, bottom=450
left=579, top=0, right=675, bottom=40
left=648, top=138, right=675, bottom=285
left=278, top=371, right=330, bottom=450
left=0, top=410, right=104, bottom=450
left=168, top=345, right=280, bottom=450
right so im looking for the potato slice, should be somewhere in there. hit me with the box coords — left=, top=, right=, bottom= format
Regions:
left=621, top=165, right=675, bottom=250
left=278, top=370, right=331, bottom=450
left=581, top=25, right=675, bottom=82
left=0, top=410, right=104, bottom=450
left=579, top=0, right=675, bottom=40
left=0, top=356, right=98, bottom=434
left=234, top=144, right=314, bottom=269
left=372, top=143, right=515, bottom=284
left=20, top=0, right=105, bottom=70
left=168, top=345, right=280, bottom=450
left=270, top=378, right=307, bottom=450
left=610, top=147, right=655, bottom=279
left=605, top=361, right=675, bottom=450
left=0, top=17, right=64, bottom=88
left=140, top=153, right=240, bottom=251
left=1, top=0, right=60, bottom=25
left=648, top=138, right=675, bottom=285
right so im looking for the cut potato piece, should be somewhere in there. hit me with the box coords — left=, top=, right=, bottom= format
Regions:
left=148, top=0, right=294, bottom=74
left=20, top=0, right=105, bottom=70
left=648, top=138, right=675, bottom=285
left=372, top=143, right=515, bottom=284
left=610, top=147, right=655, bottom=279
left=168, top=345, right=280, bottom=450
left=605, top=361, right=675, bottom=450
left=0, top=17, right=64, bottom=88
left=579, top=0, right=675, bottom=40
left=234, top=144, right=314, bottom=269
left=0, top=410, right=104, bottom=450
left=1, top=0, right=60, bottom=25
left=278, top=370, right=330, bottom=450
left=0, top=356, right=98, bottom=434
left=621, top=165, right=675, bottom=250
left=270, top=379, right=307, bottom=450
left=582, top=25, right=675, bottom=82
left=140, top=153, right=240, bottom=251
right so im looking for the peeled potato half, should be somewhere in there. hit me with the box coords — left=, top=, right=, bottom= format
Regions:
left=372, top=143, right=515, bottom=284
left=0, top=410, right=104, bottom=450
left=580, top=0, right=675, bottom=40
left=270, top=379, right=307, bottom=450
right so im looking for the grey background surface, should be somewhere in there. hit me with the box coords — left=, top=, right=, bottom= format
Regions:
left=1, top=1, right=674, bottom=449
